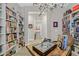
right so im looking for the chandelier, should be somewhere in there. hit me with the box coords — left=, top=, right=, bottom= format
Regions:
left=33, top=3, right=68, bottom=15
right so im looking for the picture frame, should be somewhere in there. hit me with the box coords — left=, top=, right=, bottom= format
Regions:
left=53, top=21, right=58, bottom=27
left=28, top=24, right=33, bottom=29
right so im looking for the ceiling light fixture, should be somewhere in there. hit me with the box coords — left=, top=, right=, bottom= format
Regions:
left=33, top=3, right=68, bottom=16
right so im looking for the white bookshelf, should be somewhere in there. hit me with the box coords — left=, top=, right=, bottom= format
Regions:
left=0, top=3, right=25, bottom=56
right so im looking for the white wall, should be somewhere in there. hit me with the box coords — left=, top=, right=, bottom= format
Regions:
left=47, top=8, right=68, bottom=41
left=42, top=14, right=47, bottom=38
left=28, top=14, right=35, bottom=42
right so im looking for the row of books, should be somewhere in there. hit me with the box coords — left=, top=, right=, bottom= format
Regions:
left=6, top=20, right=17, bottom=33
left=6, top=6, right=17, bottom=55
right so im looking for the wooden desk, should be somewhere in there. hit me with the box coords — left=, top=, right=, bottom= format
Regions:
left=26, top=40, right=71, bottom=56
left=26, top=35, right=73, bottom=56
left=48, top=47, right=71, bottom=56
left=27, top=45, right=71, bottom=56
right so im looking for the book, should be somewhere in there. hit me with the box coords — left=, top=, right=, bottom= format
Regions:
left=6, top=21, right=10, bottom=33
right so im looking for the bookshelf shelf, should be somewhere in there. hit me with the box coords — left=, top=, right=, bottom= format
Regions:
left=0, top=3, right=17, bottom=56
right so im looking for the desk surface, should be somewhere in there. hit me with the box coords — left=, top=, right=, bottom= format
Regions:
left=26, top=41, right=71, bottom=56
left=26, top=35, right=73, bottom=56
left=27, top=45, right=70, bottom=56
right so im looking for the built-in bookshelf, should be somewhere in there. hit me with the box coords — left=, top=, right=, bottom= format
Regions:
left=18, top=15, right=24, bottom=47
left=72, top=8, right=79, bottom=55
left=6, top=6, right=17, bottom=56
left=0, top=3, right=24, bottom=56
left=62, top=4, right=79, bottom=55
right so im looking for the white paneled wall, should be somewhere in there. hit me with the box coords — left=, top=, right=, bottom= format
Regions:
left=47, top=8, right=68, bottom=41
left=42, top=14, right=47, bottom=38
left=28, top=14, right=34, bottom=42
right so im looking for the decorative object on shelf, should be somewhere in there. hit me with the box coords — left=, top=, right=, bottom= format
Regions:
left=53, top=21, right=58, bottom=27
left=72, top=4, right=79, bottom=11
left=63, top=9, right=72, bottom=16
left=62, top=35, right=68, bottom=50
left=28, top=24, right=33, bottom=29
left=66, top=9, right=72, bottom=15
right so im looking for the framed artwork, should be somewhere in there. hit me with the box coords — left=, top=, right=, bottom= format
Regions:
left=53, top=21, right=58, bottom=27
left=36, top=24, right=41, bottom=30
left=28, top=24, right=33, bottom=29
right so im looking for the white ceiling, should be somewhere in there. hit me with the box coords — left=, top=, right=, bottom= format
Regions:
left=18, top=3, right=33, bottom=7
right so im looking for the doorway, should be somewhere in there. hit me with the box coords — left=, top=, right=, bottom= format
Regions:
left=28, top=12, right=47, bottom=42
